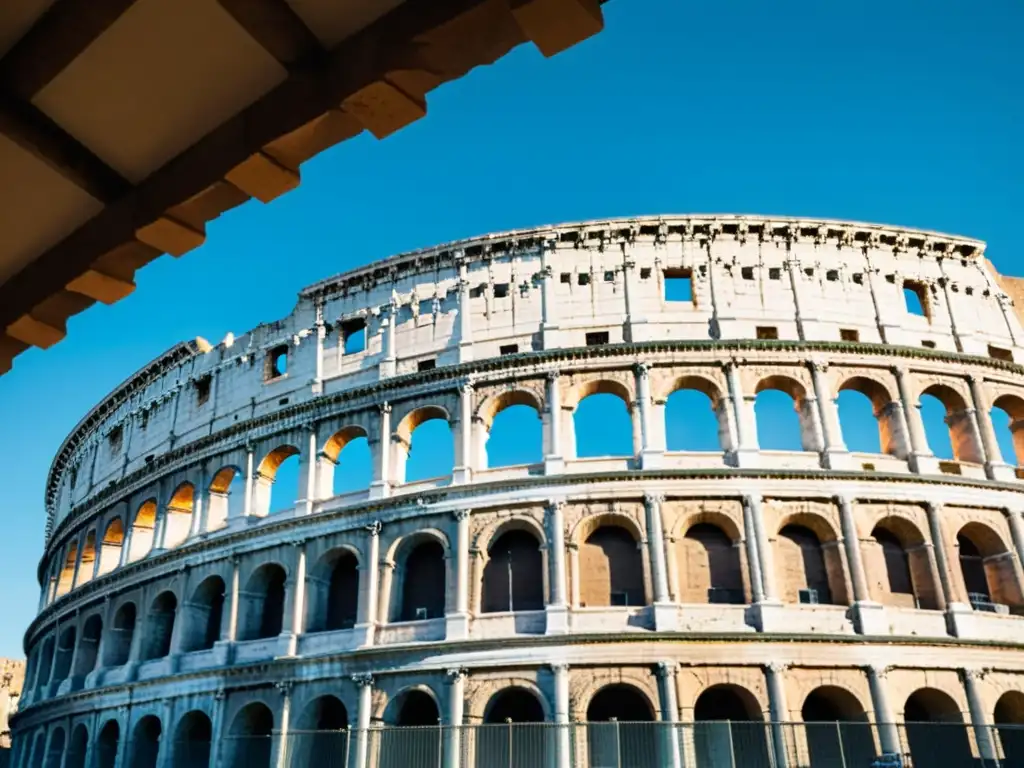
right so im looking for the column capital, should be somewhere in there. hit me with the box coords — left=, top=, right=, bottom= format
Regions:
left=644, top=491, right=665, bottom=507
left=655, top=661, right=678, bottom=678
left=458, top=381, right=474, bottom=396
left=446, top=667, right=468, bottom=683
left=832, top=493, right=853, bottom=508
left=351, top=673, right=374, bottom=688
left=547, top=499, right=566, bottom=513
left=808, top=359, right=829, bottom=374
left=453, top=509, right=471, bottom=522
left=275, top=680, right=293, bottom=696
left=634, top=362, right=651, bottom=378
left=764, top=662, right=789, bottom=674
left=549, top=662, right=570, bottom=674
left=378, top=401, right=392, bottom=416
left=301, top=420, right=316, bottom=433
left=213, top=688, right=227, bottom=702
left=546, top=370, right=560, bottom=383
left=864, top=664, right=894, bottom=679
left=961, top=667, right=992, bottom=682
left=366, top=521, right=382, bottom=537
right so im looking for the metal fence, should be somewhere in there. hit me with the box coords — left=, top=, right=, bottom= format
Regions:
left=165, top=720, right=1024, bottom=767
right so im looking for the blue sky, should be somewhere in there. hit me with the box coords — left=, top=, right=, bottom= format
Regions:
left=0, top=0, right=1021, bottom=657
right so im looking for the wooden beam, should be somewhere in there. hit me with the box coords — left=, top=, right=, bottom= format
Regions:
left=0, top=92, right=130, bottom=203
left=216, top=0, right=324, bottom=68
left=0, top=0, right=141, bottom=101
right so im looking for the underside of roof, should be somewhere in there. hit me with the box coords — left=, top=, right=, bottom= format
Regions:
left=0, top=0, right=607, bottom=376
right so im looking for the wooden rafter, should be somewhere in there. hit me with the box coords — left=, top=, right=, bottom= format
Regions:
left=216, top=0, right=325, bottom=68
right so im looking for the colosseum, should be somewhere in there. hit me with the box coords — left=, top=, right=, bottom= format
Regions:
left=12, top=215, right=1024, bottom=768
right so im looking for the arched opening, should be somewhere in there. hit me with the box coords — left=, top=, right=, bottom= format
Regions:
left=73, top=614, right=102, bottom=679
left=306, top=549, right=359, bottom=633
left=586, top=685, right=656, bottom=768
left=129, top=715, right=162, bottom=768
left=95, top=720, right=119, bottom=768
left=43, top=727, right=65, bottom=768
left=182, top=576, right=225, bottom=653
left=991, top=395, right=1024, bottom=467
left=56, top=541, right=78, bottom=596
left=919, top=385, right=984, bottom=464
left=573, top=392, right=633, bottom=458
left=97, top=518, right=124, bottom=576
left=776, top=524, right=837, bottom=605
left=485, top=402, right=543, bottom=468
left=380, top=690, right=441, bottom=768
left=957, top=523, right=1022, bottom=609
left=104, top=602, right=136, bottom=666
left=65, top=724, right=88, bottom=768
left=129, top=500, right=158, bottom=562
left=836, top=388, right=882, bottom=453
left=477, top=688, right=548, bottom=768
left=51, top=626, right=75, bottom=685
left=77, top=531, right=97, bottom=586
left=228, top=702, right=274, bottom=768
left=755, top=376, right=813, bottom=452
left=28, top=731, right=45, bottom=768
left=693, top=685, right=771, bottom=768
left=482, top=529, right=544, bottom=613
left=35, top=636, right=55, bottom=696
left=904, top=688, right=971, bottom=766
left=404, top=417, right=455, bottom=484
left=164, top=483, right=195, bottom=548
left=207, top=467, right=243, bottom=531
left=874, top=528, right=915, bottom=606
left=290, top=696, right=348, bottom=768
left=579, top=525, right=645, bottom=608
left=398, top=539, right=446, bottom=621
left=321, top=426, right=371, bottom=497
left=239, top=564, right=287, bottom=641
left=142, top=591, right=178, bottom=660
left=863, top=518, right=938, bottom=610
left=801, top=687, right=874, bottom=767
left=173, top=710, right=213, bottom=768
left=255, top=445, right=301, bottom=516
left=664, top=387, right=721, bottom=452
left=994, top=691, right=1024, bottom=765
left=678, top=522, right=744, bottom=604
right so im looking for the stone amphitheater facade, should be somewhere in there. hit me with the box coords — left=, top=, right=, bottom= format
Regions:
left=12, top=214, right=1024, bottom=768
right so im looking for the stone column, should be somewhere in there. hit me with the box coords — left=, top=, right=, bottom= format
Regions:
left=190, top=465, right=208, bottom=539
left=445, top=668, right=466, bottom=768
left=284, top=542, right=306, bottom=657
left=447, top=510, right=470, bottom=639
left=785, top=250, right=806, bottom=341
left=810, top=361, right=849, bottom=468
left=836, top=495, right=885, bottom=634
left=636, top=363, right=662, bottom=468
left=242, top=443, right=255, bottom=519
left=355, top=522, right=381, bottom=648
left=457, top=262, right=474, bottom=363
left=540, top=236, right=559, bottom=350
left=893, top=367, right=935, bottom=473
left=552, top=663, right=571, bottom=768
left=225, top=557, right=240, bottom=645
left=656, top=662, right=683, bottom=768
left=312, top=301, right=326, bottom=393
left=801, top=393, right=826, bottom=454
left=742, top=497, right=766, bottom=604
left=545, top=372, right=565, bottom=474
left=568, top=544, right=581, bottom=609
left=925, top=502, right=966, bottom=612
left=764, top=662, right=791, bottom=768
left=546, top=500, right=569, bottom=634
left=353, top=674, right=374, bottom=768
left=380, top=302, right=398, bottom=379
left=645, top=493, right=675, bottom=630
left=865, top=665, right=900, bottom=755
left=961, top=668, right=997, bottom=762
left=453, top=384, right=474, bottom=484
left=1006, top=509, right=1024, bottom=575
left=726, top=362, right=758, bottom=466
left=369, top=403, right=391, bottom=499
left=272, top=682, right=292, bottom=768
left=968, top=375, right=1014, bottom=481
left=301, top=425, right=318, bottom=514
left=745, top=495, right=777, bottom=601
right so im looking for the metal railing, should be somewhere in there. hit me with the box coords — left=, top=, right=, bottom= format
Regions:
left=153, top=720, right=1024, bottom=767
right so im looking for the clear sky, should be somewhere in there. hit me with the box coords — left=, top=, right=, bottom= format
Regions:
left=0, top=0, right=1021, bottom=658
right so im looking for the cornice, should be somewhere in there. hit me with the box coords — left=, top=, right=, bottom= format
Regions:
left=44, top=337, right=1024, bottom=551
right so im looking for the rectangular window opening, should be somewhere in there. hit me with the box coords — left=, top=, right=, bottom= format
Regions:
left=585, top=331, right=610, bottom=347
left=577, top=273, right=591, bottom=286
left=499, top=344, right=519, bottom=356
left=988, top=344, right=1014, bottom=362
left=826, top=269, right=839, bottom=282
left=610, top=592, right=629, bottom=607
left=493, top=283, right=510, bottom=298
left=108, top=426, right=123, bottom=454
left=840, top=328, right=860, bottom=342
left=741, top=266, right=755, bottom=280
left=664, top=268, right=693, bottom=302
left=852, top=273, right=864, bottom=285
left=768, top=267, right=781, bottom=280
left=803, top=267, right=815, bottom=277
left=417, top=359, right=436, bottom=372
left=938, top=460, right=962, bottom=476
left=903, top=280, right=929, bottom=318
left=560, top=272, right=571, bottom=284
left=603, top=271, right=615, bottom=283
left=921, top=340, right=936, bottom=349
left=341, top=318, right=367, bottom=355
left=639, top=267, right=652, bottom=279
left=265, top=344, right=288, bottom=380
left=756, top=326, right=779, bottom=340
left=195, top=374, right=212, bottom=406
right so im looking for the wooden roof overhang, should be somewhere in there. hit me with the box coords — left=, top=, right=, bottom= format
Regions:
left=0, top=0, right=606, bottom=375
